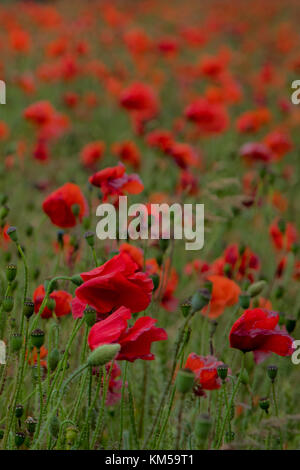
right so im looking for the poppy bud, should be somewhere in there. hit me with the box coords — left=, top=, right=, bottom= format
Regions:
left=0, top=194, right=8, bottom=205
left=259, top=397, right=270, bottom=414
left=71, top=203, right=80, bottom=217
left=25, top=417, right=37, bottom=435
left=285, top=317, right=296, bottom=334
left=71, top=274, right=84, bottom=286
left=267, top=365, right=278, bottom=382
left=195, top=414, right=212, bottom=440
left=84, top=306, right=97, bottom=327
left=247, top=280, right=266, bottom=298
left=3, top=296, right=13, bottom=312
left=15, top=432, right=25, bottom=448
left=239, top=367, right=249, bottom=385
left=191, top=287, right=211, bottom=313
left=7, top=226, right=18, bottom=243
left=15, top=404, right=24, bottom=419
left=150, top=273, right=160, bottom=291
left=48, top=348, right=60, bottom=372
left=66, top=426, right=78, bottom=445
left=6, top=264, right=17, bottom=282
left=239, top=292, right=250, bottom=309
left=217, top=364, right=229, bottom=382
left=84, top=231, right=95, bottom=247
left=31, top=329, right=45, bottom=350
left=0, top=205, right=9, bottom=220
left=87, top=343, right=121, bottom=367
left=23, top=300, right=34, bottom=319
left=11, top=333, right=22, bottom=353
left=176, top=368, right=195, bottom=393
left=44, top=279, right=58, bottom=293
left=180, top=300, right=192, bottom=318
left=49, top=415, right=60, bottom=438
left=159, top=239, right=169, bottom=252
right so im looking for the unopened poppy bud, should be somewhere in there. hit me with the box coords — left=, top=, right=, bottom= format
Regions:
left=84, top=306, right=97, bottom=327
left=259, top=397, right=270, bottom=414
left=66, top=426, right=78, bottom=445
left=11, top=333, right=22, bottom=353
left=49, top=415, right=60, bottom=438
left=23, top=300, right=34, bottom=319
left=191, top=287, right=211, bottom=313
left=71, top=274, right=84, bottom=286
left=267, top=365, right=278, bottom=382
left=150, top=273, right=160, bottom=291
left=31, top=329, right=45, bottom=349
left=3, top=296, right=13, bottom=312
left=71, top=203, right=80, bottom=217
left=87, top=343, right=121, bottom=367
left=217, top=364, right=229, bottom=382
left=195, top=414, right=212, bottom=440
left=285, top=317, right=296, bottom=334
left=84, top=231, right=95, bottom=247
left=15, top=404, right=24, bottom=419
left=7, top=226, right=18, bottom=242
left=239, top=292, right=250, bottom=309
left=239, top=367, right=249, bottom=385
left=15, top=432, right=25, bottom=448
left=46, top=297, right=56, bottom=312
left=159, top=239, right=169, bottom=252
left=0, top=205, right=9, bottom=220
left=25, top=417, right=37, bottom=434
left=176, top=368, right=195, bottom=393
left=48, top=348, right=60, bottom=372
left=6, top=264, right=17, bottom=282
left=248, top=280, right=266, bottom=298
left=181, top=300, right=192, bottom=318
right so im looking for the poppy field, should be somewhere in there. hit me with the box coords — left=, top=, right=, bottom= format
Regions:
left=1, top=0, right=300, bottom=452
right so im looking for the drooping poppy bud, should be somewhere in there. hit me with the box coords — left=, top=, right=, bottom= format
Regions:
left=7, top=226, right=18, bottom=242
left=176, top=369, right=195, bottom=393
left=87, top=344, right=121, bottom=367
left=248, top=280, right=267, bottom=297
left=195, top=414, right=212, bottom=440
left=48, top=348, right=60, bottom=372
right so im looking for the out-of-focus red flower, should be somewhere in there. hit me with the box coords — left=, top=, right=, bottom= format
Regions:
left=229, top=308, right=294, bottom=363
left=0, top=224, right=11, bottom=250
left=185, top=98, right=229, bottom=134
left=27, top=346, right=48, bottom=368
left=202, top=275, right=241, bottom=319
left=88, top=306, right=167, bottom=362
left=10, top=29, right=31, bottom=53
left=146, top=129, right=174, bottom=152
left=0, top=122, right=9, bottom=140
left=124, top=29, right=152, bottom=55
left=119, top=243, right=144, bottom=269
left=33, top=138, right=49, bottom=163
left=185, top=353, right=223, bottom=396
left=264, top=130, right=293, bottom=161
left=167, top=142, right=201, bottom=169
left=75, top=252, right=153, bottom=314
left=211, top=244, right=260, bottom=282
left=111, top=141, right=141, bottom=170
left=236, top=108, right=271, bottom=133
left=63, top=91, right=79, bottom=108
left=33, top=285, right=72, bottom=319
left=42, top=183, right=88, bottom=228
left=80, top=141, right=105, bottom=169
left=89, top=163, right=144, bottom=201
left=239, top=142, right=273, bottom=164
left=157, top=37, right=179, bottom=56
left=24, top=101, right=55, bottom=126
left=176, top=170, right=199, bottom=196
left=269, top=218, right=298, bottom=252
left=105, top=361, right=123, bottom=405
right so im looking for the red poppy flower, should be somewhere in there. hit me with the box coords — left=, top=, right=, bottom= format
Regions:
left=27, top=345, right=48, bottom=368
left=202, top=275, right=241, bottom=319
left=269, top=218, right=298, bottom=252
left=42, top=182, right=88, bottom=228
left=119, top=82, right=158, bottom=116
left=185, top=98, right=229, bottom=134
left=80, top=141, right=105, bottom=169
left=111, top=141, right=141, bottom=170
left=185, top=353, right=223, bottom=396
left=75, top=252, right=153, bottom=314
left=33, top=285, right=72, bottom=319
left=88, top=306, right=167, bottom=362
left=24, top=100, right=55, bottom=126
left=229, top=308, right=294, bottom=363
left=239, top=142, right=273, bottom=163
left=89, top=163, right=144, bottom=201
left=264, top=130, right=292, bottom=160
left=146, top=129, right=174, bottom=153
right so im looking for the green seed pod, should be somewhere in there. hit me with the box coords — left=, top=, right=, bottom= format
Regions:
left=6, top=226, right=18, bottom=243
left=3, top=296, right=14, bottom=312
left=25, top=417, right=37, bottom=435
left=217, top=364, right=229, bottom=382
left=84, top=306, right=97, bottom=327
left=23, top=300, right=34, bottom=319
left=248, top=280, right=267, bottom=298
left=176, top=369, right=195, bottom=393
left=180, top=300, right=192, bottom=318
left=15, top=432, right=25, bottom=448
left=6, top=264, right=17, bottom=282
left=285, top=317, right=296, bottom=334
left=31, top=329, right=45, bottom=349
left=48, top=348, right=60, bottom=372
left=259, top=397, right=270, bottom=414
left=49, top=415, right=60, bottom=439
left=15, top=404, right=24, bottom=419
left=84, top=231, right=95, bottom=247
left=239, top=292, right=250, bottom=309
left=11, top=333, right=22, bottom=353
left=267, top=365, right=278, bottom=382
left=191, top=287, right=211, bottom=313
left=71, top=274, right=84, bottom=286
left=87, top=344, right=121, bottom=367
left=195, top=414, right=212, bottom=440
